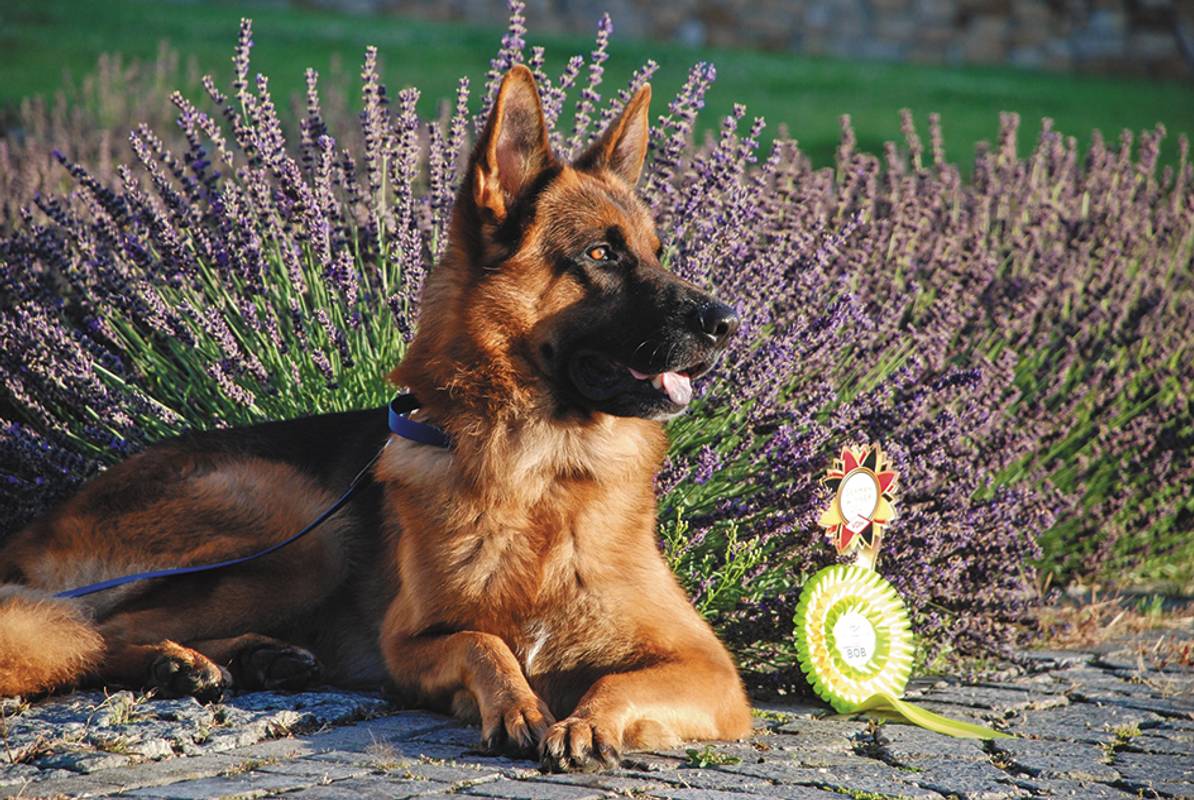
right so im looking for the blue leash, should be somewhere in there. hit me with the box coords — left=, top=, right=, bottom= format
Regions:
left=55, top=395, right=449, bottom=599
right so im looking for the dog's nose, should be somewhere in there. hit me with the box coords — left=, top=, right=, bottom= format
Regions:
left=695, top=301, right=739, bottom=345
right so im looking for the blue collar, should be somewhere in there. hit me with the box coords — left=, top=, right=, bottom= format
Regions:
left=388, top=394, right=451, bottom=449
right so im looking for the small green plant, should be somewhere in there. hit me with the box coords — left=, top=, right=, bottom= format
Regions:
left=684, top=744, right=741, bottom=768
left=1100, top=722, right=1142, bottom=763
left=1111, top=722, right=1141, bottom=740
left=750, top=708, right=793, bottom=724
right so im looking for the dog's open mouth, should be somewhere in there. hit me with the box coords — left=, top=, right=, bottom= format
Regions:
left=568, top=350, right=710, bottom=409
left=626, top=366, right=694, bottom=406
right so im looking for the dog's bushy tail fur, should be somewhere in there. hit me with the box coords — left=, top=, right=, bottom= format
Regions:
left=0, top=586, right=102, bottom=696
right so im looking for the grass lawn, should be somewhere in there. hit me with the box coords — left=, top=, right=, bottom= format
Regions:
left=2, top=0, right=1192, bottom=169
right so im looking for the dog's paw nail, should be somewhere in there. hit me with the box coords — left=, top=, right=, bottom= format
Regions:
left=540, top=717, right=620, bottom=772
left=483, top=694, right=553, bottom=758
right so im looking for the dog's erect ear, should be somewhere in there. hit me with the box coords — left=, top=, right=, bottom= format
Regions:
left=575, top=83, right=652, bottom=185
left=472, top=65, right=552, bottom=221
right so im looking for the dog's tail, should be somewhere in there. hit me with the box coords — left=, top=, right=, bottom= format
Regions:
left=0, top=586, right=103, bottom=697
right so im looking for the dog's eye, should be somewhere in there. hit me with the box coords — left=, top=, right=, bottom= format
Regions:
left=585, top=245, right=611, bottom=262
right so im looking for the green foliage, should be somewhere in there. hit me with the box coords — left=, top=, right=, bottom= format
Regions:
left=662, top=509, right=770, bottom=617
left=3, top=0, right=1191, bottom=170
left=684, top=745, right=741, bottom=768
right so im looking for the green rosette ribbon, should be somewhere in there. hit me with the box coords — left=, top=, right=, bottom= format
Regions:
left=794, top=564, right=1010, bottom=740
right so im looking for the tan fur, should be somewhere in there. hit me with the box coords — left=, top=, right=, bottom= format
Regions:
left=0, top=587, right=103, bottom=696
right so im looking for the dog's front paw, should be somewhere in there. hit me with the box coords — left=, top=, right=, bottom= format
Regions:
left=233, top=642, right=321, bottom=691
left=480, top=692, right=554, bottom=757
left=540, top=715, right=622, bottom=772
left=149, top=644, right=229, bottom=703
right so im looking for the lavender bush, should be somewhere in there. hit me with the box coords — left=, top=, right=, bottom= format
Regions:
left=1, top=3, right=1191, bottom=686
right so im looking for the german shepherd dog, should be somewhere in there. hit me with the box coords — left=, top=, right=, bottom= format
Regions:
left=0, top=66, right=751, bottom=770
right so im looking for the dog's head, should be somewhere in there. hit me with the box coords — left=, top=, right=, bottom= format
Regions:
left=400, top=66, right=737, bottom=422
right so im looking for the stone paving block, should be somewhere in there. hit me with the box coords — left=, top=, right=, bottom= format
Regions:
left=0, top=763, right=53, bottom=789
left=873, top=722, right=990, bottom=763
left=647, top=789, right=785, bottom=800
left=282, top=718, right=460, bottom=756
left=255, top=756, right=373, bottom=782
left=280, top=776, right=457, bottom=799
left=360, top=741, right=488, bottom=763
left=715, top=760, right=836, bottom=786
left=1056, top=668, right=1147, bottom=696
left=1111, top=750, right=1194, bottom=797
left=910, top=760, right=1029, bottom=799
left=389, top=761, right=505, bottom=786
left=309, top=711, right=455, bottom=742
left=1007, top=702, right=1164, bottom=744
left=1006, top=776, right=1137, bottom=798
left=775, top=716, right=869, bottom=738
left=208, top=737, right=314, bottom=763
left=457, top=777, right=606, bottom=799
left=33, top=749, right=137, bottom=773
left=643, top=765, right=772, bottom=791
left=408, top=723, right=481, bottom=746
left=740, top=786, right=854, bottom=800
left=443, top=750, right=528, bottom=770
left=758, top=735, right=858, bottom=766
left=978, top=676, right=1074, bottom=696
left=990, top=737, right=1120, bottom=782
left=919, top=684, right=1068, bottom=713
left=121, top=769, right=320, bottom=799
left=305, top=748, right=381, bottom=765
left=1075, top=690, right=1194, bottom=719
left=1160, top=716, right=1194, bottom=731
left=0, top=773, right=119, bottom=799
left=773, top=718, right=871, bottom=767
left=57, top=752, right=242, bottom=793
left=1134, top=729, right=1194, bottom=755
left=816, top=763, right=946, bottom=799
left=534, top=770, right=668, bottom=794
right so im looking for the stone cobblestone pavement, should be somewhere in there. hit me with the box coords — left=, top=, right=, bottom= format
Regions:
left=1, top=649, right=1190, bottom=799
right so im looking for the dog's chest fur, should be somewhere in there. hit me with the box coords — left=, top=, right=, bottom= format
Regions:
left=379, top=415, right=663, bottom=667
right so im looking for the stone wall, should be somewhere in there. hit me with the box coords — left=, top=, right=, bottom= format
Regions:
left=328, top=0, right=1194, bottom=78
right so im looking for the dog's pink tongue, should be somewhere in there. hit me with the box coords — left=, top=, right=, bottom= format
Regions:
left=660, top=371, right=692, bottom=406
